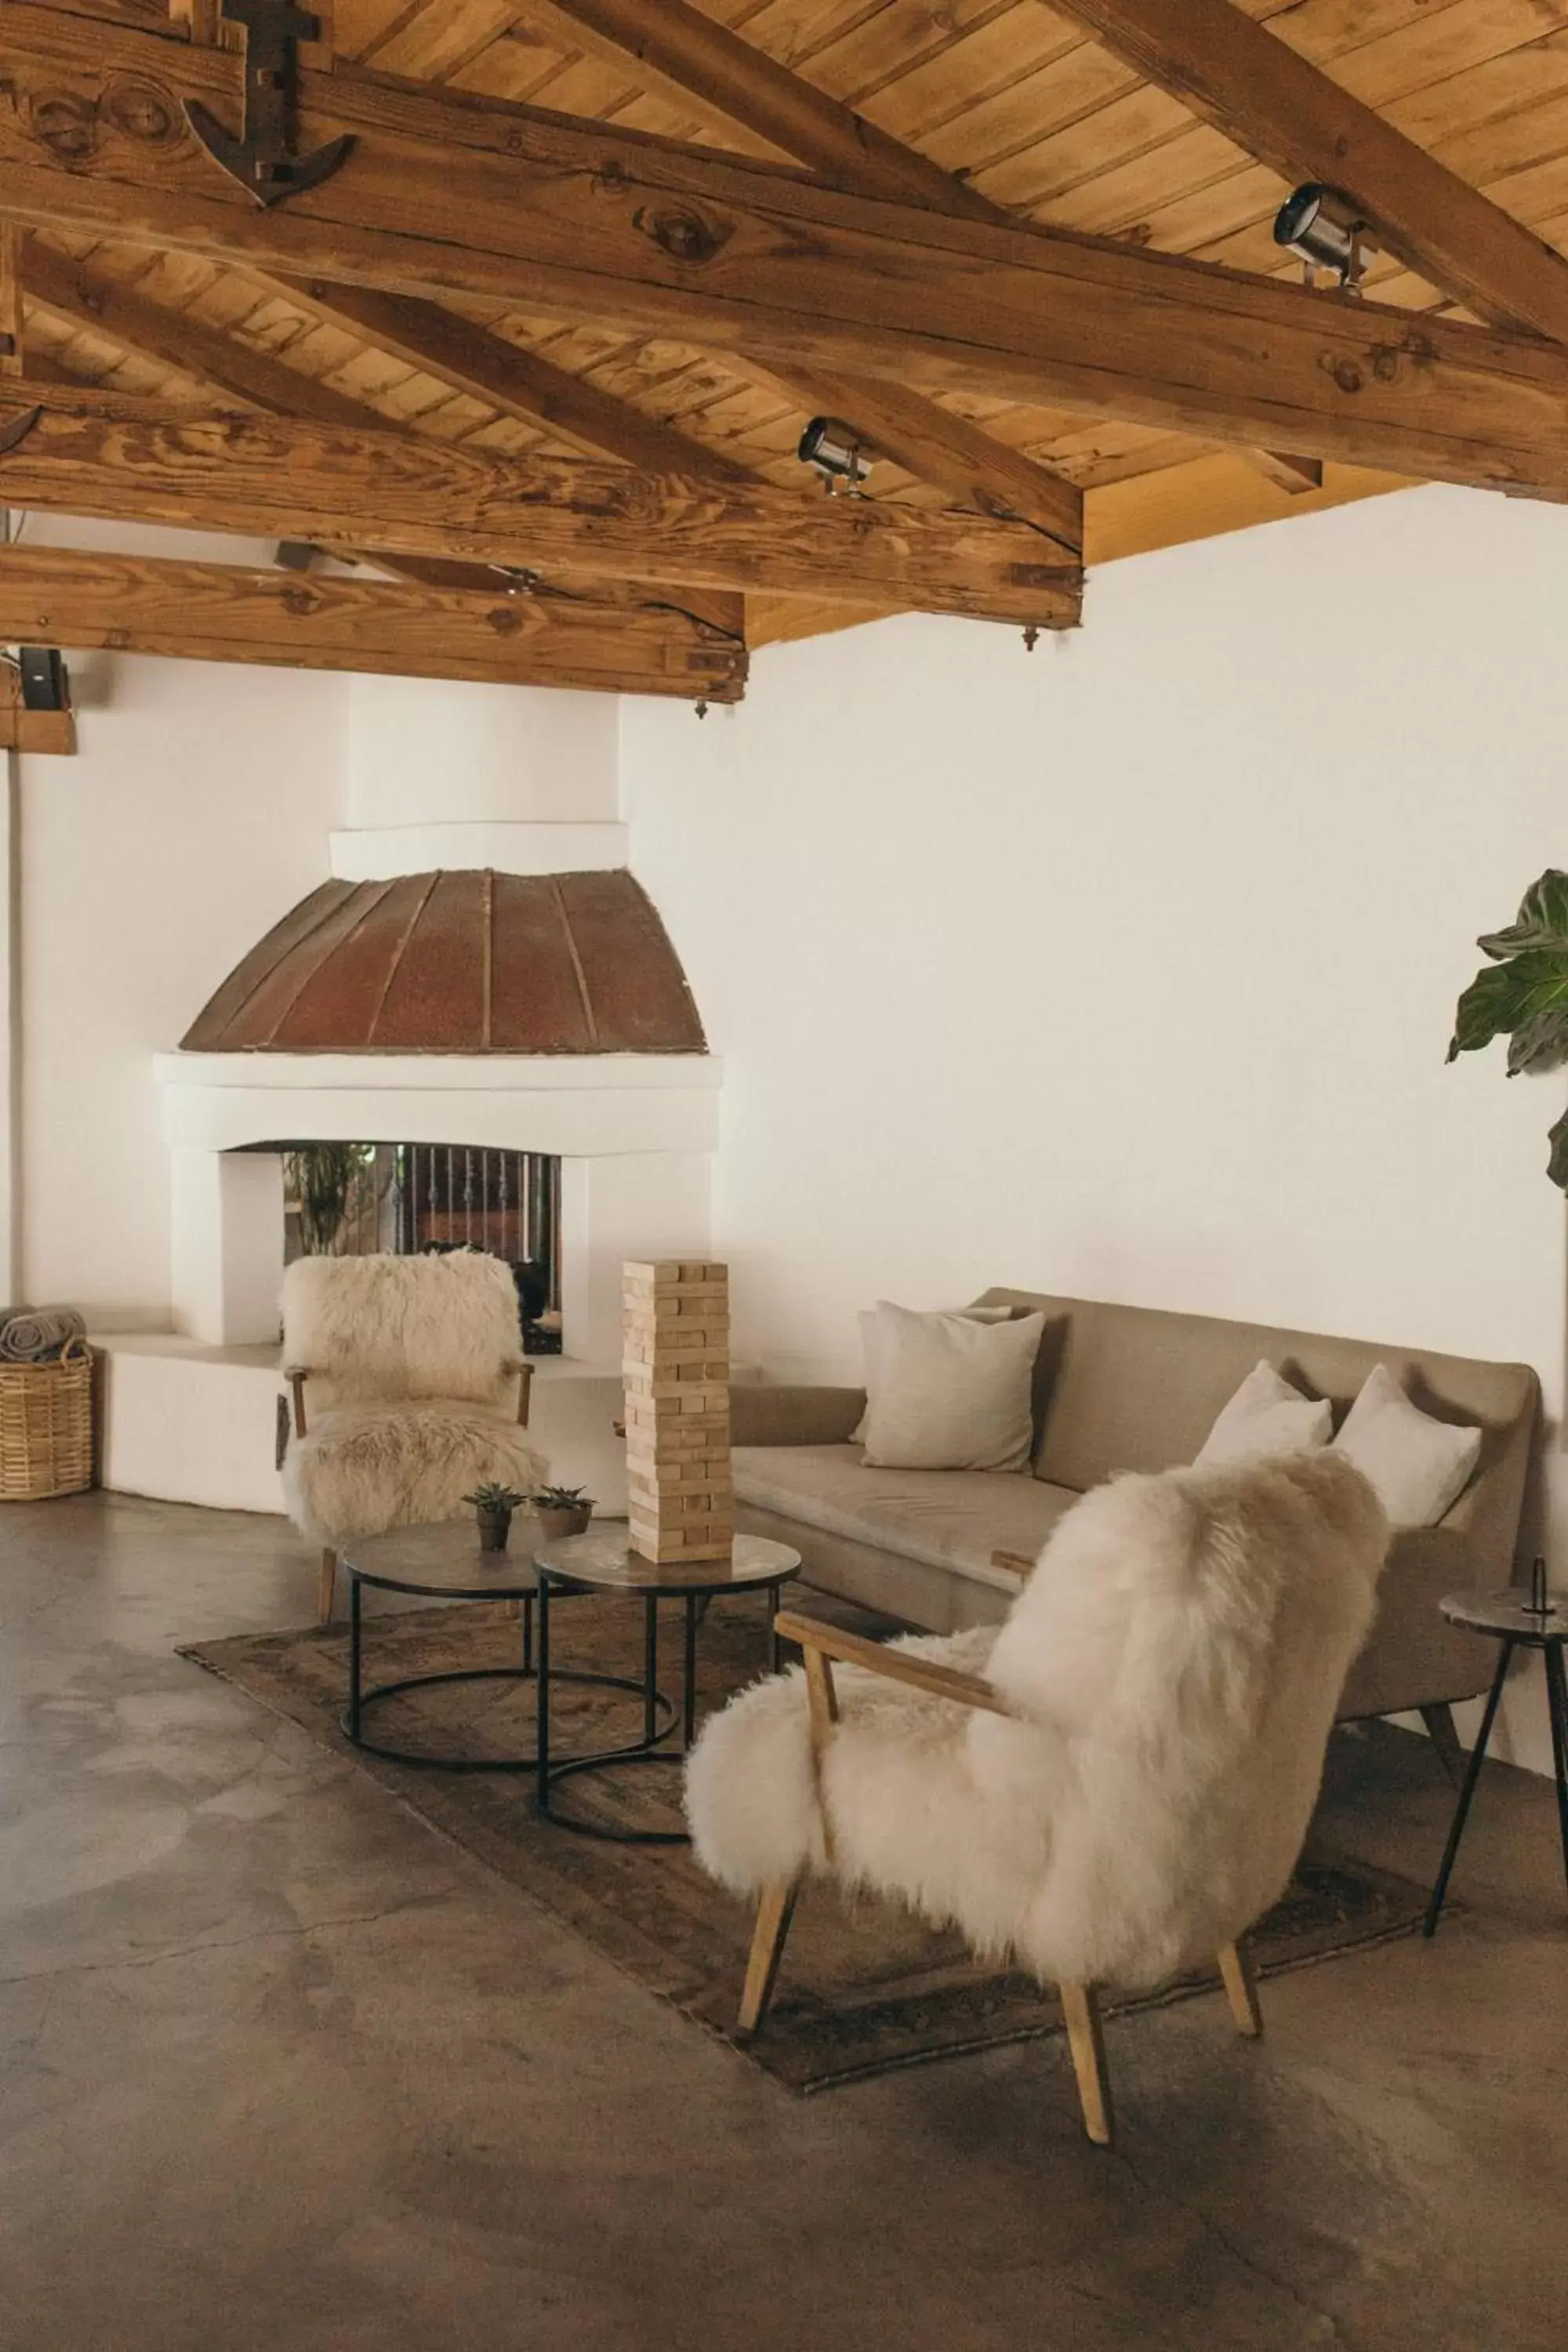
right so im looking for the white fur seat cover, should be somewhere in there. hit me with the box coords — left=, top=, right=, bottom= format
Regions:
left=279, top=1251, right=546, bottom=1548
left=685, top=1452, right=1387, bottom=1991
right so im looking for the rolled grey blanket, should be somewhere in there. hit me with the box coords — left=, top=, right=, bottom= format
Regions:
left=0, top=1306, right=85, bottom=1363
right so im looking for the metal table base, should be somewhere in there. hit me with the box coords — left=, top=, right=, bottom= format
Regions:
left=342, top=1578, right=672, bottom=1773
left=535, top=1579, right=788, bottom=1843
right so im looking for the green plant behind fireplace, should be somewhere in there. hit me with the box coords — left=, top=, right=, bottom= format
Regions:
left=1449, top=869, right=1568, bottom=1189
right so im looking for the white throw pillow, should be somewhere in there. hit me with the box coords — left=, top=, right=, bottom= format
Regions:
left=1332, top=1365, right=1481, bottom=1530
left=1195, top=1360, right=1332, bottom=1468
left=857, top=1300, right=1045, bottom=1472
left=851, top=1301, right=1017, bottom=1442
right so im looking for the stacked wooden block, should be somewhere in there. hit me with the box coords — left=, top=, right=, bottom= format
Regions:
left=623, top=1260, right=734, bottom=1565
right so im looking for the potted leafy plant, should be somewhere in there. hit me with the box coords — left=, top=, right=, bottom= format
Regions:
left=532, top=1483, right=595, bottom=1542
left=1449, top=869, right=1568, bottom=1185
left=463, top=1480, right=528, bottom=1553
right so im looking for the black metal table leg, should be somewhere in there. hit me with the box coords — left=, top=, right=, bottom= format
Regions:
left=644, top=1593, right=659, bottom=1746
left=1424, top=1638, right=1514, bottom=1936
left=521, top=1592, right=533, bottom=1676
left=683, top=1594, right=699, bottom=1749
left=1543, top=1639, right=1568, bottom=1896
left=768, top=1581, right=782, bottom=1673
left=347, top=1573, right=363, bottom=1742
left=535, top=1572, right=552, bottom=1811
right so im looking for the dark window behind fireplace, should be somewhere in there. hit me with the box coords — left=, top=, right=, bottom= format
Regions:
left=278, top=1143, right=561, bottom=1349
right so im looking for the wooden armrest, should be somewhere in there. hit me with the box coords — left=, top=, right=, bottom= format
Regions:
left=771, top=1610, right=1014, bottom=1719
left=991, top=1548, right=1033, bottom=1580
left=510, top=1360, right=535, bottom=1428
left=283, top=1367, right=309, bottom=1439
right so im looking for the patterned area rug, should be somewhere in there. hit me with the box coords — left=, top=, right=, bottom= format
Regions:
left=183, top=1594, right=1431, bottom=2094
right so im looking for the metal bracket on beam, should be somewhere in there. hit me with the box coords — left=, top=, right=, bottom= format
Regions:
left=0, top=406, right=42, bottom=459
left=184, top=0, right=353, bottom=209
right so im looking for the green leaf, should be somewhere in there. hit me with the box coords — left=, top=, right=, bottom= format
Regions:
left=1448, top=951, right=1568, bottom=1062
left=1478, top=869, right=1568, bottom=960
left=1548, top=1105, right=1568, bottom=1192
left=1507, top=1008, right=1568, bottom=1076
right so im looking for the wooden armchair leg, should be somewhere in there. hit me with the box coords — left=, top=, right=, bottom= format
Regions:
left=1059, top=1982, right=1114, bottom=2147
left=318, top=1547, right=339, bottom=1628
left=737, top=1878, right=799, bottom=2038
left=1218, top=1940, right=1264, bottom=2038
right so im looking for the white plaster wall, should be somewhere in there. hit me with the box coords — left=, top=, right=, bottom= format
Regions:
left=622, top=484, right=1568, bottom=1772
left=14, top=514, right=348, bottom=1327
left=344, top=673, right=620, bottom=825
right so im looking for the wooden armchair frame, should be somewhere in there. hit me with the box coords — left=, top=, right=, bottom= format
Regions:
left=738, top=1610, right=1263, bottom=2148
left=281, top=1358, right=535, bottom=1627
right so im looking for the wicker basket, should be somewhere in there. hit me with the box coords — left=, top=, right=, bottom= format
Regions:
left=0, top=1337, right=94, bottom=1500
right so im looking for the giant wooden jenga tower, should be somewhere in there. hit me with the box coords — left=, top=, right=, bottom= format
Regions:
left=622, top=1260, right=734, bottom=1565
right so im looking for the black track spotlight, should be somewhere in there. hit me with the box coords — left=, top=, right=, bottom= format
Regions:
left=1273, top=183, right=1373, bottom=292
left=797, top=415, right=873, bottom=494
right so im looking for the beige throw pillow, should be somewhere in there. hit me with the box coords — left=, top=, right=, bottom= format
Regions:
left=1332, top=1365, right=1481, bottom=1529
left=858, top=1301, right=1044, bottom=1472
left=1195, top=1360, right=1332, bottom=1468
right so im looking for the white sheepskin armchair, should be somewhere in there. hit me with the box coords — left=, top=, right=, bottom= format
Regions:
left=686, top=1450, right=1388, bottom=2144
left=279, top=1251, right=547, bottom=1622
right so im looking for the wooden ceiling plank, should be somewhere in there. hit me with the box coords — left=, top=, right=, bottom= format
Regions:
left=509, top=0, right=1087, bottom=547
left=0, top=378, right=1084, bottom=625
left=1045, top=0, right=1568, bottom=343
left=247, top=271, right=753, bottom=475
left=0, top=538, right=748, bottom=696
left=2, top=9, right=1563, bottom=496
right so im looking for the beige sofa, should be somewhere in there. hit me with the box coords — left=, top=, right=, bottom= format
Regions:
left=731, top=1288, right=1540, bottom=1737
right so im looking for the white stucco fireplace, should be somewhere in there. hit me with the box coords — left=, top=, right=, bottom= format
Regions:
left=98, top=677, right=721, bottom=1515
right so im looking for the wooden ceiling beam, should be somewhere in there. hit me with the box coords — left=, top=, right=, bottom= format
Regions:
left=252, top=273, right=753, bottom=478
left=521, top=0, right=1083, bottom=552
left=1047, top=0, right=1568, bottom=348
left=21, top=238, right=747, bottom=643
left=0, top=380, right=1083, bottom=625
left=517, top=0, right=997, bottom=220
left=1, top=10, right=1566, bottom=495
left=0, top=538, right=746, bottom=696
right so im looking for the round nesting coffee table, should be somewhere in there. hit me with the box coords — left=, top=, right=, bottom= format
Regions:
left=532, top=1531, right=802, bottom=1843
left=1423, top=1586, right=1568, bottom=1936
left=340, top=1520, right=670, bottom=1772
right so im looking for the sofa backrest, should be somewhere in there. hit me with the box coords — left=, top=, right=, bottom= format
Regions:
left=975, top=1287, right=1538, bottom=1574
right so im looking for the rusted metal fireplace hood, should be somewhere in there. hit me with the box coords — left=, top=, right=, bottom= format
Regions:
left=180, top=869, right=706, bottom=1056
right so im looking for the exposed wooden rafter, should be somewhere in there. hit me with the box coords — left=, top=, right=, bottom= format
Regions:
left=250, top=273, right=753, bottom=479
left=21, top=237, right=747, bottom=644
left=0, top=11, right=1562, bottom=498
left=1047, top=0, right=1568, bottom=347
left=0, top=539, right=745, bottom=695
left=521, top=0, right=1086, bottom=550
left=0, top=381, right=1083, bottom=625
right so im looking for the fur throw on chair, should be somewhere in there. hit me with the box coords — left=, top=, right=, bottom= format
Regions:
left=686, top=1451, right=1388, bottom=1991
left=282, top=1250, right=524, bottom=1413
left=280, top=1252, right=545, bottom=1549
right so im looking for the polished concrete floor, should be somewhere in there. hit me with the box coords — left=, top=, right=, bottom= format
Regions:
left=2, top=1491, right=1566, bottom=2352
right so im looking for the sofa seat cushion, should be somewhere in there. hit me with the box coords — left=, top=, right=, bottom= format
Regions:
left=731, top=1444, right=1080, bottom=1592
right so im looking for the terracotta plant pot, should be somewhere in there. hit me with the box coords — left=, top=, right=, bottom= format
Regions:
left=536, top=1504, right=592, bottom=1544
left=476, top=1505, right=513, bottom=1554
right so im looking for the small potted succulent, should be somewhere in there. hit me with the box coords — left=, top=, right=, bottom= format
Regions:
left=464, top=1480, right=528, bottom=1553
left=532, top=1483, right=595, bottom=1542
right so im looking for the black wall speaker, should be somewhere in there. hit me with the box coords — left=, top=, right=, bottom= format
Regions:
left=17, top=647, right=67, bottom=712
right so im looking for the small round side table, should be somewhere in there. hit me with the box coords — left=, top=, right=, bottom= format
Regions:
left=339, top=1520, right=666, bottom=1772
left=1422, top=1587, right=1568, bottom=1936
left=532, top=1530, right=802, bottom=1844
